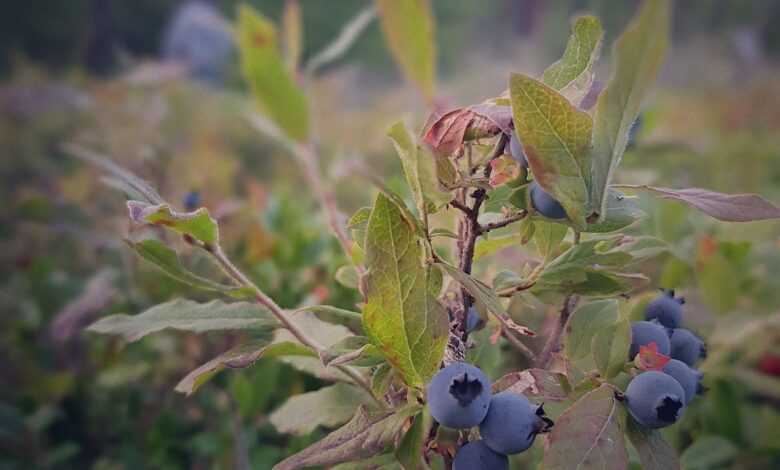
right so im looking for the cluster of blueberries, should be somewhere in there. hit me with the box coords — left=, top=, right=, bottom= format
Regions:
left=508, top=132, right=569, bottom=220
left=625, top=290, right=706, bottom=429
left=427, top=362, right=553, bottom=470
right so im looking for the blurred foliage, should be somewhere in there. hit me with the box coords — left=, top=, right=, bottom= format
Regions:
left=1, top=1, right=780, bottom=469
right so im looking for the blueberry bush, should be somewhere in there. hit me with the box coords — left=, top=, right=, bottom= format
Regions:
left=70, top=0, right=780, bottom=468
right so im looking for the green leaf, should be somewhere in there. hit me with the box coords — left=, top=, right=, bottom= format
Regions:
left=542, top=16, right=604, bottom=105
left=349, top=207, right=372, bottom=250
left=270, top=383, right=372, bottom=436
left=387, top=121, right=448, bottom=218
left=626, top=416, right=681, bottom=470
left=395, top=409, right=431, bottom=470
left=371, top=363, right=394, bottom=398
left=538, top=238, right=632, bottom=286
left=87, top=299, right=279, bottom=342
left=474, top=234, right=524, bottom=261
left=273, top=405, right=420, bottom=470
left=510, top=73, right=592, bottom=228
left=679, top=435, right=737, bottom=470
left=127, top=201, right=218, bottom=245
left=127, top=239, right=249, bottom=297
left=389, top=121, right=426, bottom=217
left=590, top=0, right=671, bottom=221
left=436, top=262, right=534, bottom=336
left=375, top=0, right=436, bottom=101
left=565, top=300, right=619, bottom=360
left=533, top=220, right=568, bottom=260
left=336, top=265, right=360, bottom=290
left=175, top=340, right=315, bottom=396
left=294, top=305, right=364, bottom=335
left=584, top=191, right=645, bottom=233
left=363, top=194, right=448, bottom=387
left=592, top=318, right=631, bottom=378
left=238, top=4, right=309, bottom=141
left=543, top=384, right=628, bottom=470
left=322, top=336, right=385, bottom=367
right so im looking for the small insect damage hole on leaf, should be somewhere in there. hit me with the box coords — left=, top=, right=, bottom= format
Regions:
left=449, top=372, right=484, bottom=407
left=656, top=396, right=683, bottom=423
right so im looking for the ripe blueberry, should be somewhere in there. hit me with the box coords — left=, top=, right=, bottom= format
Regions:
left=662, top=359, right=703, bottom=405
left=427, top=362, right=491, bottom=429
left=183, top=190, right=201, bottom=211
left=645, top=289, right=684, bottom=328
left=479, top=392, right=553, bottom=455
left=466, top=306, right=484, bottom=333
left=508, top=132, right=528, bottom=167
left=453, top=440, right=508, bottom=470
left=629, top=320, right=671, bottom=360
left=669, top=328, right=706, bottom=367
left=625, top=371, right=686, bottom=429
left=529, top=181, right=567, bottom=219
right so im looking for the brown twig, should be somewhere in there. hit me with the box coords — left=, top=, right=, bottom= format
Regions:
left=455, top=134, right=509, bottom=339
left=293, top=143, right=365, bottom=277
left=477, top=210, right=528, bottom=235
left=207, top=244, right=382, bottom=406
left=536, top=294, right=579, bottom=368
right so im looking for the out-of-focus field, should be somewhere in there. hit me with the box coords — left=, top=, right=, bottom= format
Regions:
left=1, top=1, right=779, bottom=468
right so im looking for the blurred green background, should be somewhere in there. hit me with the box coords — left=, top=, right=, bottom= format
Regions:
left=1, top=1, right=779, bottom=469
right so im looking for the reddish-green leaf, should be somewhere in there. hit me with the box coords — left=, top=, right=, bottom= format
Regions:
left=363, top=194, right=448, bottom=387
left=510, top=73, right=592, bottom=228
left=543, top=384, right=629, bottom=470
left=615, top=185, right=780, bottom=222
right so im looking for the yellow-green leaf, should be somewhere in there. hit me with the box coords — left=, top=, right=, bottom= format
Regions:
left=375, top=0, right=436, bottom=101
left=590, top=0, right=670, bottom=221
left=542, top=15, right=604, bottom=105
left=510, top=73, right=592, bottom=228
left=362, top=194, right=448, bottom=388
left=238, top=4, right=309, bottom=141
left=128, top=201, right=218, bottom=245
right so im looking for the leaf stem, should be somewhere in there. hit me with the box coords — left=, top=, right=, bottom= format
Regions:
left=536, top=294, right=579, bottom=369
left=207, top=244, right=383, bottom=406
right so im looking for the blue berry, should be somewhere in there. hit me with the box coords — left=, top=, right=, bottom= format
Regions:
left=662, top=359, right=703, bottom=405
left=669, top=328, right=706, bottom=367
left=625, top=371, right=686, bottom=429
left=453, top=440, right=508, bottom=470
left=508, top=132, right=528, bottom=167
left=183, top=190, right=201, bottom=211
left=466, top=307, right=484, bottom=333
left=427, top=362, right=491, bottom=429
left=479, top=392, right=553, bottom=455
left=529, top=181, right=567, bottom=219
left=645, top=290, right=684, bottom=328
left=630, top=321, right=671, bottom=359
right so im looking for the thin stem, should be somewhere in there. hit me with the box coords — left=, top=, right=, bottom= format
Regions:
left=208, top=244, right=382, bottom=405
left=293, top=143, right=365, bottom=277
left=535, top=294, right=578, bottom=368
left=477, top=210, right=528, bottom=235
